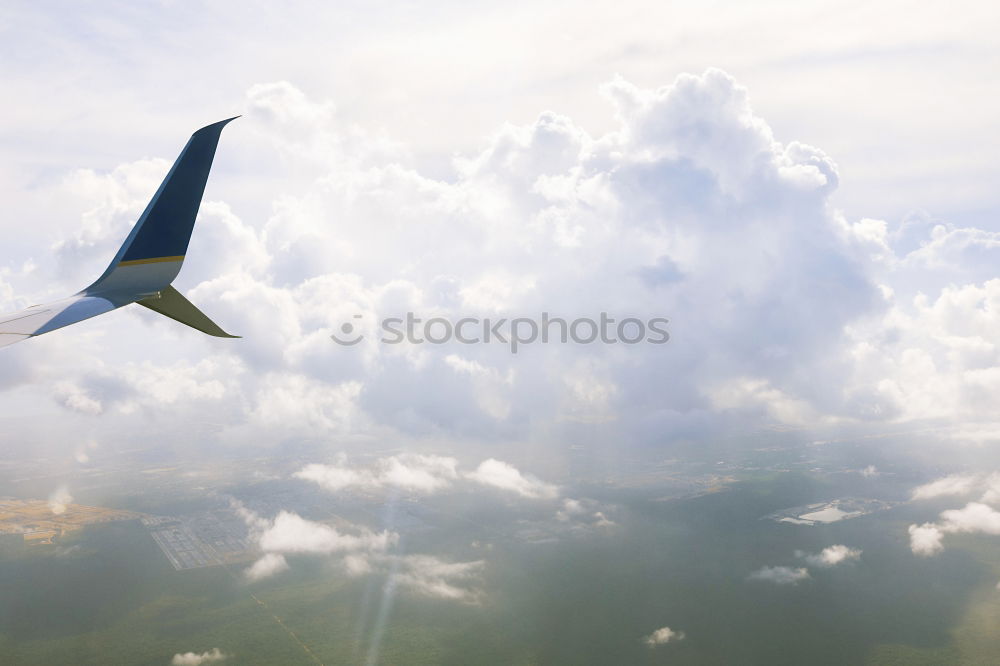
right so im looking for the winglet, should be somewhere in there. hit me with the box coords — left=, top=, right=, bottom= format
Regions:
left=136, top=286, right=239, bottom=338
left=0, top=119, right=241, bottom=349
left=85, top=117, right=238, bottom=295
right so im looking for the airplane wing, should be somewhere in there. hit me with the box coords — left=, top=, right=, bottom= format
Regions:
left=1, top=117, right=240, bottom=349
left=0, top=295, right=119, bottom=348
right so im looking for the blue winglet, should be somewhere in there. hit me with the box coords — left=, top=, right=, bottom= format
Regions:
left=86, top=117, right=238, bottom=292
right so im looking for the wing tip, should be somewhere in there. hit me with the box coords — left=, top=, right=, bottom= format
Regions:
left=193, top=116, right=240, bottom=136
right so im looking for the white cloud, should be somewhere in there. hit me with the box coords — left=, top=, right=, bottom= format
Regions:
left=799, top=545, right=862, bottom=568
left=378, top=454, right=459, bottom=492
left=906, top=472, right=1000, bottom=556
left=709, top=378, right=826, bottom=427
left=392, top=555, right=485, bottom=604
left=171, top=649, right=228, bottom=665
left=243, top=374, right=362, bottom=435
left=235, top=505, right=482, bottom=602
left=748, top=566, right=811, bottom=585
left=644, top=626, right=685, bottom=647
left=257, top=511, right=396, bottom=555
left=48, top=486, right=72, bottom=515
left=556, top=498, right=616, bottom=528
left=443, top=354, right=515, bottom=420
left=910, top=472, right=1000, bottom=505
left=244, top=553, right=289, bottom=582
left=912, top=474, right=981, bottom=500
left=294, top=453, right=458, bottom=494
left=908, top=502, right=1000, bottom=556
left=234, top=501, right=396, bottom=582
left=246, top=81, right=335, bottom=140
left=465, top=459, right=558, bottom=499
left=908, top=523, right=945, bottom=557
left=296, top=454, right=559, bottom=502
left=7, top=62, right=1000, bottom=480
left=294, top=458, right=377, bottom=492
left=2, top=67, right=896, bottom=453
left=845, top=279, right=1000, bottom=424
left=938, top=502, right=1000, bottom=535
left=860, top=465, right=879, bottom=478
left=980, top=475, right=1000, bottom=505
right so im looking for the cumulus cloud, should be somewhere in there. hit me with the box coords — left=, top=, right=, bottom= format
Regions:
left=798, top=545, right=862, bottom=568
left=644, top=626, right=685, bottom=647
left=910, top=472, right=1000, bottom=506
left=938, top=502, right=1000, bottom=535
left=2, top=67, right=899, bottom=455
left=171, top=648, right=228, bottom=665
left=294, top=453, right=458, bottom=494
left=9, top=66, right=1000, bottom=468
left=908, top=501, right=1000, bottom=556
left=911, top=474, right=981, bottom=500
left=909, top=522, right=945, bottom=556
left=748, top=566, right=810, bottom=585
left=257, top=511, right=396, bottom=556
left=381, top=454, right=459, bottom=491
left=235, top=504, right=482, bottom=601
left=294, top=458, right=376, bottom=492
left=234, top=501, right=395, bottom=583
left=465, top=459, right=558, bottom=499
left=845, top=279, right=1000, bottom=424
left=906, top=472, right=1000, bottom=555
left=244, top=553, right=289, bottom=582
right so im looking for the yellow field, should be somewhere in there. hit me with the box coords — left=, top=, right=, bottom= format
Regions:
left=0, top=499, right=141, bottom=545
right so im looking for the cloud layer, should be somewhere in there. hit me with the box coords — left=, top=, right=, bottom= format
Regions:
left=5, top=67, right=1000, bottom=477
left=294, top=454, right=558, bottom=499
left=0, top=68, right=918, bottom=455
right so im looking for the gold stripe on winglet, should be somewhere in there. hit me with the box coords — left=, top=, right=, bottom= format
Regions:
left=117, top=255, right=184, bottom=267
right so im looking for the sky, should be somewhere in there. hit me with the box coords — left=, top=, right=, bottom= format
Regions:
left=5, top=3, right=1000, bottom=663
left=2, top=1, right=1000, bottom=463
